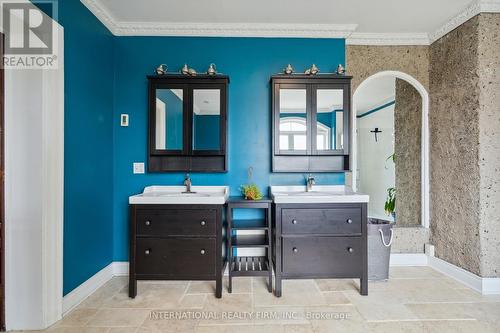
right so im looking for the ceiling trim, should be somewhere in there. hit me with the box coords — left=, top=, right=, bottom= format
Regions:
left=429, top=0, right=500, bottom=43
left=112, top=22, right=358, bottom=38
left=346, top=33, right=430, bottom=46
left=81, top=0, right=500, bottom=44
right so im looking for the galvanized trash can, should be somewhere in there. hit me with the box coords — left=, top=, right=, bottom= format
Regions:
left=368, top=218, right=394, bottom=280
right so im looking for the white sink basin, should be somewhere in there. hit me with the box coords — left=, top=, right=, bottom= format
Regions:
left=129, top=186, right=229, bottom=205
left=271, top=185, right=369, bottom=204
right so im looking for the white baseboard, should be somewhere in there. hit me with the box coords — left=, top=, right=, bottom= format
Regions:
left=428, top=255, right=500, bottom=295
left=389, top=253, right=428, bottom=266
left=112, top=261, right=129, bottom=276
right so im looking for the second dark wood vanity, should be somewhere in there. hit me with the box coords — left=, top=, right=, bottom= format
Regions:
left=272, top=202, right=368, bottom=296
left=129, top=203, right=226, bottom=298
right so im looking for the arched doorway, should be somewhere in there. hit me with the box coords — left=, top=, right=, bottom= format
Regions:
left=351, top=71, right=429, bottom=228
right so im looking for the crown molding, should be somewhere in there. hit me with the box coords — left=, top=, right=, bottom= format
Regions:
left=429, top=0, right=500, bottom=43
left=81, top=0, right=500, bottom=44
left=346, top=33, right=430, bottom=45
left=112, top=22, right=358, bottom=38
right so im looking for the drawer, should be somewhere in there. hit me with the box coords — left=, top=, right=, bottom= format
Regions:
left=136, top=237, right=216, bottom=276
left=282, top=208, right=361, bottom=235
left=136, top=209, right=216, bottom=237
left=282, top=236, right=362, bottom=276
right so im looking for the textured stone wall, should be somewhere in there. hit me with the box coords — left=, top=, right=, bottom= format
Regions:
left=391, top=226, right=429, bottom=253
left=346, top=45, right=429, bottom=92
left=347, top=45, right=430, bottom=253
left=429, top=15, right=483, bottom=276
left=477, top=14, right=500, bottom=277
left=394, top=79, right=422, bottom=226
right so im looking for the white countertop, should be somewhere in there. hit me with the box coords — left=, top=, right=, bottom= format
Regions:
left=271, top=185, right=369, bottom=204
left=129, top=186, right=229, bottom=205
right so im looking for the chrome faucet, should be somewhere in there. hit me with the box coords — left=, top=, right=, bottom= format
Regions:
left=306, top=174, right=315, bottom=192
left=183, top=173, right=195, bottom=193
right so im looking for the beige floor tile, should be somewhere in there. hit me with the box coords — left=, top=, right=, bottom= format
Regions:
left=389, top=266, right=445, bottom=279
left=101, top=283, right=186, bottom=309
left=282, top=323, right=314, bottom=333
left=56, top=308, right=98, bottom=327
left=322, top=292, right=352, bottom=305
left=178, top=294, right=207, bottom=309
left=314, top=279, right=360, bottom=292
left=225, top=277, right=253, bottom=294
left=46, top=328, right=110, bottom=333
left=140, top=311, right=199, bottom=333
left=107, top=328, right=138, bottom=333
left=88, top=308, right=150, bottom=327
left=253, top=290, right=327, bottom=307
left=421, top=319, right=498, bottom=333
left=368, top=321, right=426, bottom=333
left=198, top=293, right=253, bottom=325
left=186, top=281, right=218, bottom=294
left=406, top=303, right=476, bottom=320
left=344, top=290, right=418, bottom=321
left=306, top=305, right=369, bottom=333
left=247, top=306, right=310, bottom=325
left=196, top=324, right=285, bottom=333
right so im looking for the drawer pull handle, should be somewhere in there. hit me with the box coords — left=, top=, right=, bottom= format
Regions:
left=200, top=221, right=206, bottom=226
left=346, top=219, right=353, bottom=224
left=145, top=249, right=151, bottom=255
left=347, top=247, right=354, bottom=253
left=292, top=247, right=298, bottom=253
left=200, top=249, right=206, bottom=255
left=145, top=220, right=151, bottom=226
left=292, top=219, right=297, bottom=225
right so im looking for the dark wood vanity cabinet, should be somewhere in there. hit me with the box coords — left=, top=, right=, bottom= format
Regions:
left=148, top=75, right=229, bottom=172
left=129, top=204, right=226, bottom=298
left=272, top=203, right=368, bottom=296
left=271, top=74, right=352, bottom=172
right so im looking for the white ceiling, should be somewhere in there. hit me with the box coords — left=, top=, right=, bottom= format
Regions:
left=82, top=0, right=500, bottom=44
left=355, top=76, right=396, bottom=115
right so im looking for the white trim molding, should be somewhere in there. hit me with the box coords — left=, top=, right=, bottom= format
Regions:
left=428, top=256, right=500, bottom=295
left=346, top=33, right=430, bottom=46
left=62, top=262, right=129, bottom=315
left=429, top=0, right=500, bottom=43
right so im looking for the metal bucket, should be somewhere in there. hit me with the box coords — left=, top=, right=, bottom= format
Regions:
left=368, top=218, right=394, bottom=280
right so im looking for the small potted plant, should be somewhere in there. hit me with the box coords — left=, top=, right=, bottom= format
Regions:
left=240, top=167, right=263, bottom=200
left=384, top=187, right=396, bottom=221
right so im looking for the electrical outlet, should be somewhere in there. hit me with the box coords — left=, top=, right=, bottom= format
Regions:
left=133, top=162, right=145, bottom=174
left=120, top=114, right=129, bottom=127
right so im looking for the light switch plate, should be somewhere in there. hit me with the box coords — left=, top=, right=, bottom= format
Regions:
left=120, top=114, right=129, bottom=126
left=133, top=162, right=145, bottom=174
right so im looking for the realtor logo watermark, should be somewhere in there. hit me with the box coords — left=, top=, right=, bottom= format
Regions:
left=1, top=0, right=59, bottom=69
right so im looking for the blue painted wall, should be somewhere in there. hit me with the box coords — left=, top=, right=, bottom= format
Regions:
left=38, top=0, right=115, bottom=295
left=113, top=37, right=346, bottom=260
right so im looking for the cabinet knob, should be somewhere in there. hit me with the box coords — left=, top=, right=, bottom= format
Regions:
left=145, top=249, right=151, bottom=255
left=200, top=221, right=206, bottom=226
left=292, top=219, right=297, bottom=225
left=346, top=219, right=353, bottom=224
left=293, top=247, right=298, bottom=253
left=145, top=220, right=151, bottom=226
left=347, top=247, right=354, bottom=253
left=200, top=249, right=206, bottom=255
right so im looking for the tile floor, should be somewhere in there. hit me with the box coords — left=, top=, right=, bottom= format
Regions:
left=13, top=267, right=500, bottom=333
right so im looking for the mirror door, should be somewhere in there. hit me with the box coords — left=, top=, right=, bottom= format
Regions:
left=190, top=85, right=226, bottom=155
left=275, top=84, right=311, bottom=155
left=312, top=85, right=348, bottom=155
left=152, top=86, right=187, bottom=154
